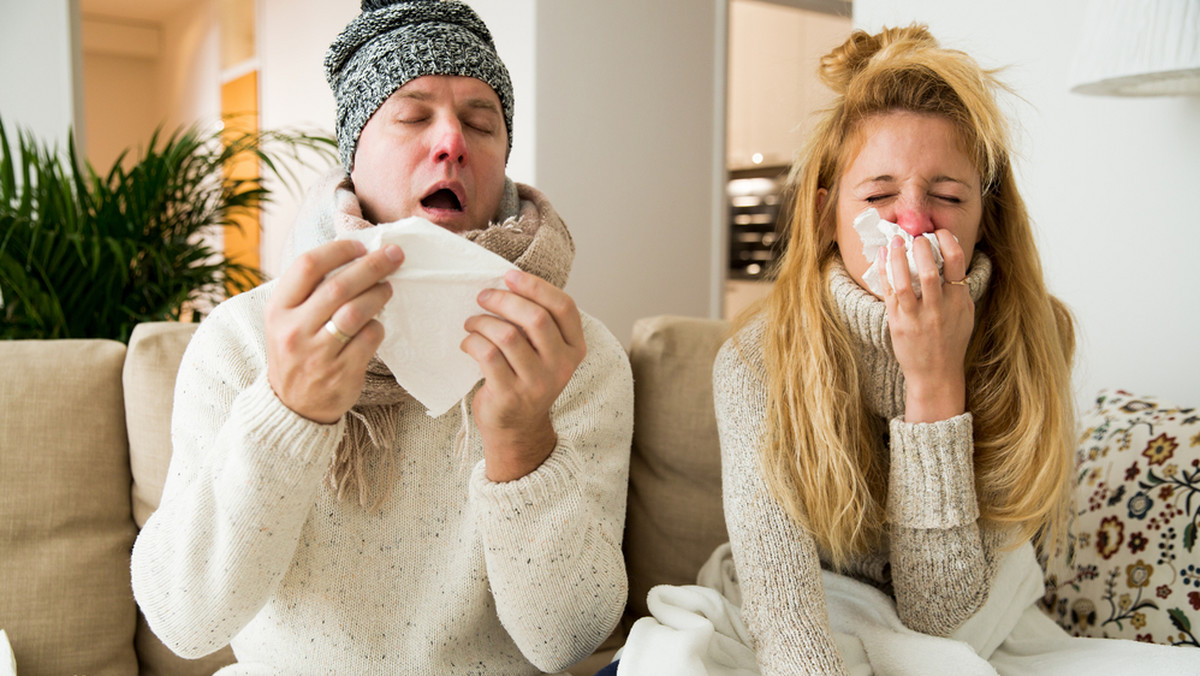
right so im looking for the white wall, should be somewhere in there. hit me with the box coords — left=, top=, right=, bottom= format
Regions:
left=468, top=0, right=537, bottom=186
left=77, top=8, right=218, bottom=173
left=533, top=0, right=723, bottom=342
left=12, top=2, right=222, bottom=166
left=854, top=0, right=1200, bottom=407
left=80, top=16, right=163, bottom=171
left=0, top=0, right=83, bottom=149
left=83, top=51, right=161, bottom=171
left=257, top=0, right=359, bottom=276
left=159, top=0, right=221, bottom=134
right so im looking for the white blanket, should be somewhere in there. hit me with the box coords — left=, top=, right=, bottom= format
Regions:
left=0, top=629, right=14, bottom=676
left=614, top=543, right=1199, bottom=675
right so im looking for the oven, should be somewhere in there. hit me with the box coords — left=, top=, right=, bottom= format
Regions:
left=727, top=173, right=786, bottom=280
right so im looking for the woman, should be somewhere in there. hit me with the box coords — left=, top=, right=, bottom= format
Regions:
left=712, top=25, right=1193, bottom=675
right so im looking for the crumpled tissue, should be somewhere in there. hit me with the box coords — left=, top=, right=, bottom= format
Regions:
left=855, top=208, right=943, bottom=298
left=337, top=217, right=518, bottom=417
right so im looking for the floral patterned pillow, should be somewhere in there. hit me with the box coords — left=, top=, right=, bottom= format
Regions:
left=1040, top=389, right=1200, bottom=648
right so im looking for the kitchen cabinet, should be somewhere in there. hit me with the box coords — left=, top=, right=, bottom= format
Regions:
left=726, top=1, right=850, bottom=171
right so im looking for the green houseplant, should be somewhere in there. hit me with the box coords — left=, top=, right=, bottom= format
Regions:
left=0, top=118, right=335, bottom=342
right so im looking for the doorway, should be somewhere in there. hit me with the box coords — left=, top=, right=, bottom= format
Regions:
left=722, top=0, right=852, bottom=320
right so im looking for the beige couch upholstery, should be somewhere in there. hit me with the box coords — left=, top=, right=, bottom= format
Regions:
left=0, top=325, right=235, bottom=675
left=0, top=316, right=732, bottom=675
left=573, top=315, right=733, bottom=674
left=5, top=315, right=1193, bottom=674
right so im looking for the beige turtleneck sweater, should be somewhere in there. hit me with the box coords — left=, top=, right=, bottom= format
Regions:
left=713, top=255, right=1007, bottom=675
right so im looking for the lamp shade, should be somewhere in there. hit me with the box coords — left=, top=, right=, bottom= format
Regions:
left=1069, top=0, right=1200, bottom=96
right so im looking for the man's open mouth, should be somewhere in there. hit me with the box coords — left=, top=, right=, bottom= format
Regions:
left=421, top=188, right=463, bottom=211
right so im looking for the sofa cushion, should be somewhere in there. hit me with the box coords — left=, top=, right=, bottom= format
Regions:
left=125, top=321, right=237, bottom=674
left=1041, top=389, right=1200, bottom=648
left=126, top=321, right=199, bottom=529
left=625, top=315, right=732, bottom=621
left=0, top=339, right=138, bottom=675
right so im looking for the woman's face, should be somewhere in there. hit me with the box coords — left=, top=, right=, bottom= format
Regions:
left=831, top=111, right=983, bottom=296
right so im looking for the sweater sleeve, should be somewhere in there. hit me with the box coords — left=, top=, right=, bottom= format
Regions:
left=885, top=413, right=1003, bottom=636
left=713, top=329, right=850, bottom=676
left=130, top=289, right=344, bottom=658
left=467, top=314, right=633, bottom=674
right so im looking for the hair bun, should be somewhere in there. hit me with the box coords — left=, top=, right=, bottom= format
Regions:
left=819, top=24, right=938, bottom=94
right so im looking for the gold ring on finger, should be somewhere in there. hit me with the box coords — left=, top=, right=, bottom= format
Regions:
left=323, top=319, right=354, bottom=345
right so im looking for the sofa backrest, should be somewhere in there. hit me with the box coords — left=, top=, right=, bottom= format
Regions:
left=125, top=322, right=198, bottom=529
left=0, top=339, right=139, bottom=675
left=624, top=315, right=732, bottom=621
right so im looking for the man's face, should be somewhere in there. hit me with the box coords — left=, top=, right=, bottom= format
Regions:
left=351, top=75, right=508, bottom=233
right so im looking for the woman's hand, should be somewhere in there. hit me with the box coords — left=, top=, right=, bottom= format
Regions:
left=265, top=240, right=404, bottom=424
left=881, top=230, right=974, bottom=423
left=461, top=269, right=587, bottom=482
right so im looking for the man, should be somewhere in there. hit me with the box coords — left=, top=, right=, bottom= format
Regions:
left=130, top=1, right=633, bottom=673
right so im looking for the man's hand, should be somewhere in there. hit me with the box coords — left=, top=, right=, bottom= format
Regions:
left=265, top=240, right=404, bottom=424
left=461, top=269, right=586, bottom=482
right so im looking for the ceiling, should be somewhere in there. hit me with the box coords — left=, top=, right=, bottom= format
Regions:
left=80, top=0, right=197, bottom=24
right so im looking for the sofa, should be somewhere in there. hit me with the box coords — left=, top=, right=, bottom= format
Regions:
left=1, top=315, right=1197, bottom=675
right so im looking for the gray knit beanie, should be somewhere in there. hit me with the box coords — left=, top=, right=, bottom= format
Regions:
left=325, top=0, right=514, bottom=171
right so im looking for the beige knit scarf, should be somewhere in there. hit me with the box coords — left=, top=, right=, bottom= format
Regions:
left=290, top=170, right=574, bottom=508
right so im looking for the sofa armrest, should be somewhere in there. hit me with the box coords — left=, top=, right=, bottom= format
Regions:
left=0, top=338, right=138, bottom=674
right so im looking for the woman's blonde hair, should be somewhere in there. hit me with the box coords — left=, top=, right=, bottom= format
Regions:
left=747, top=25, right=1076, bottom=567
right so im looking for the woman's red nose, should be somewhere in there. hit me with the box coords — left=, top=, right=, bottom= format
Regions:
left=896, top=210, right=933, bottom=236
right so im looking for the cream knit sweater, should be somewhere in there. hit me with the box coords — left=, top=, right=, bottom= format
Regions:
left=714, top=257, right=1006, bottom=675
left=131, top=281, right=633, bottom=675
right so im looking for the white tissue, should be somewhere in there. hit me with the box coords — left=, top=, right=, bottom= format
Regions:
left=854, top=208, right=943, bottom=298
left=0, top=629, right=14, bottom=676
left=337, top=217, right=519, bottom=417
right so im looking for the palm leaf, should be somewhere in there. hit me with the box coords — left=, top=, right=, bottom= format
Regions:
left=0, top=116, right=335, bottom=341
